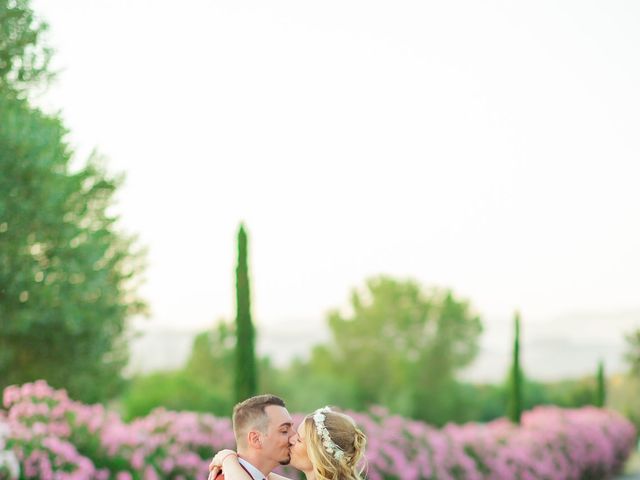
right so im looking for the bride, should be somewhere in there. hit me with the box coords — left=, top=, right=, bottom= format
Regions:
left=209, top=407, right=366, bottom=480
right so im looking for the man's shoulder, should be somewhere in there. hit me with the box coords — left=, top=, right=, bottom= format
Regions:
left=238, top=458, right=266, bottom=480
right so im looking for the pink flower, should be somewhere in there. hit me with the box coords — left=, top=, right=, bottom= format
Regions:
left=2, top=386, right=21, bottom=408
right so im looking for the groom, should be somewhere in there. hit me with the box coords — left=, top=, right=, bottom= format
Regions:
left=210, top=394, right=295, bottom=480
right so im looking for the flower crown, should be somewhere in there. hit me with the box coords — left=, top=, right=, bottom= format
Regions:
left=312, top=406, right=345, bottom=461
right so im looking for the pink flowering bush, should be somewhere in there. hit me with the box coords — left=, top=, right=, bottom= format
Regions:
left=445, top=406, right=637, bottom=480
left=1, top=381, right=636, bottom=479
left=1, top=381, right=238, bottom=479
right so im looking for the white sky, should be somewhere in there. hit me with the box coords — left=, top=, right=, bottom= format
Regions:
left=31, top=1, right=640, bottom=376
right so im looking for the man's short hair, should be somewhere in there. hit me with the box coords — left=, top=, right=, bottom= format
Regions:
left=232, top=394, right=286, bottom=447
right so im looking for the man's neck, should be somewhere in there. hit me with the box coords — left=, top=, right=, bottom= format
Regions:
left=237, top=450, right=276, bottom=478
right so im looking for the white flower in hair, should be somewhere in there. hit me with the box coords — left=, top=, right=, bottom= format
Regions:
left=312, top=406, right=345, bottom=461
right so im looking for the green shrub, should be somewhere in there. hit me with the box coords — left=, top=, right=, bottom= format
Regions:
left=119, top=371, right=232, bottom=420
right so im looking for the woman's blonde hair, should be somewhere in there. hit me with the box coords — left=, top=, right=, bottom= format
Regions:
left=303, top=409, right=366, bottom=480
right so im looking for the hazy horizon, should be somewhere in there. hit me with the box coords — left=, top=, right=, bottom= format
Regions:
left=127, top=306, right=639, bottom=382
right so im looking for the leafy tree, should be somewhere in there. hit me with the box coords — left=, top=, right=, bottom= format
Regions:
left=313, top=276, right=483, bottom=424
left=0, top=0, right=52, bottom=95
left=0, top=92, right=146, bottom=401
left=234, top=224, right=257, bottom=402
left=0, top=0, right=146, bottom=401
left=507, top=311, right=523, bottom=424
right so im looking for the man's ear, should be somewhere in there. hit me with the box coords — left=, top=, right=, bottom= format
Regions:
left=248, top=430, right=262, bottom=449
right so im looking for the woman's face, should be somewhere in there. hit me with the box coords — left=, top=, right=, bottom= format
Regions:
left=289, top=420, right=313, bottom=472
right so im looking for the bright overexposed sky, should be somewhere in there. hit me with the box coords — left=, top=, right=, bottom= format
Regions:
left=31, top=1, right=640, bottom=378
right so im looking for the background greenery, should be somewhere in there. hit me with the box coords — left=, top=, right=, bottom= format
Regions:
left=116, top=274, right=631, bottom=429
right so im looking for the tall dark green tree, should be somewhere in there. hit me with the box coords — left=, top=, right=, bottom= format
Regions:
left=234, top=224, right=257, bottom=402
left=0, top=0, right=146, bottom=402
left=507, top=311, right=523, bottom=424
left=596, top=359, right=606, bottom=408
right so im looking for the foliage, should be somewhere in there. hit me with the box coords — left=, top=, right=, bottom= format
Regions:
left=184, top=322, right=235, bottom=390
left=266, top=357, right=361, bottom=414
left=608, top=373, right=640, bottom=440
left=596, top=360, right=606, bottom=408
left=507, top=311, right=522, bottom=424
left=121, top=322, right=235, bottom=420
left=0, top=92, right=146, bottom=402
left=433, top=377, right=598, bottom=426
left=120, top=321, right=284, bottom=420
left=119, top=371, right=231, bottom=422
left=0, top=0, right=52, bottom=95
left=307, top=276, right=482, bottom=425
left=234, top=224, right=257, bottom=402
left=0, top=0, right=145, bottom=403
left=625, top=329, right=640, bottom=377
left=539, top=377, right=600, bottom=408
left=2, top=381, right=637, bottom=480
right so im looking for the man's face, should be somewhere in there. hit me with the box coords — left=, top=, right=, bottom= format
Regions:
left=259, top=405, right=294, bottom=465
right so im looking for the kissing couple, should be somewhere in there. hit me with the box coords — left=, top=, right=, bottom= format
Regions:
left=208, top=394, right=367, bottom=480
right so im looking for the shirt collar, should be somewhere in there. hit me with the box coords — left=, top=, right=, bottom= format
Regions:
left=238, top=457, right=267, bottom=480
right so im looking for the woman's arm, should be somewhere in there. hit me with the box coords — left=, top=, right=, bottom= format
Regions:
left=267, top=473, right=292, bottom=480
left=208, top=450, right=252, bottom=480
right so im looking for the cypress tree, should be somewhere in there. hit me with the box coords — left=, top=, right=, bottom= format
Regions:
left=507, top=311, right=523, bottom=424
left=596, top=359, right=606, bottom=407
left=234, top=223, right=257, bottom=402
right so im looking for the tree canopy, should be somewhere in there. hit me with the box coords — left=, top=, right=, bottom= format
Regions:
left=0, top=0, right=146, bottom=401
left=311, top=276, right=483, bottom=423
left=0, top=0, right=52, bottom=95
